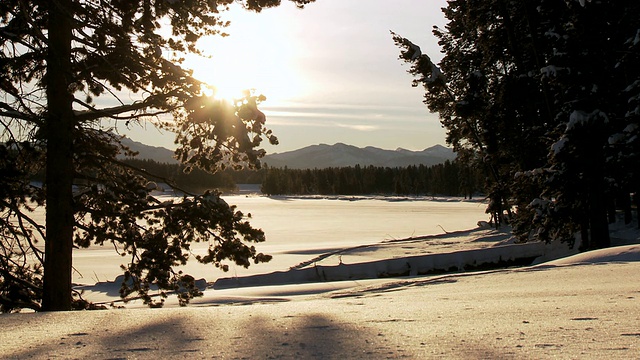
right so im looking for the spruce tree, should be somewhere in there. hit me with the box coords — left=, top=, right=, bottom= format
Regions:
left=394, top=0, right=640, bottom=248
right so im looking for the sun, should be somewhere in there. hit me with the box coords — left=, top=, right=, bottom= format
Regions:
left=184, top=8, right=307, bottom=105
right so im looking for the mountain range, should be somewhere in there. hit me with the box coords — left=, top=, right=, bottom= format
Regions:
left=120, top=137, right=179, bottom=164
left=121, top=138, right=456, bottom=169
left=261, top=143, right=456, bottom=169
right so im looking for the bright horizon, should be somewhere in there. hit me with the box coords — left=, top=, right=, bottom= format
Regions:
left=120, top=0, right=450, bottom=153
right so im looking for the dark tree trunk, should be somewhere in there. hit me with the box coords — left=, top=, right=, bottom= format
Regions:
left=634, top=191, right=640, bottom=229
left=42, top=0, right=75, bottom=311
left=579, top=220, right=590, bottom=251
left=587, top=173, right=610, bottom=250
left=619, top=190, right=632, bottom=225
left=607, top=196, right=616, bottom=224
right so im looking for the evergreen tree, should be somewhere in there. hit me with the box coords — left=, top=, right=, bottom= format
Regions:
left=393, top=0, right=640, bottom=247
left=0, top=0, right=314, bottom=312
left=526, top=0, right=640, bottom=248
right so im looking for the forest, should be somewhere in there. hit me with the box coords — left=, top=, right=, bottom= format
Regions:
left=119, top=158, right=253, bottom=194
left=260, top=161, right=482, bottom=197
left=120, top=157, right=483, bottom=198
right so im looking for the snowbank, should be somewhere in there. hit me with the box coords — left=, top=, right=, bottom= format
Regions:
left=214, top=242, right=545, bottom=288
left=2, top=241, right=639, bottom=359
left=541, top=244, right=640, bottom=266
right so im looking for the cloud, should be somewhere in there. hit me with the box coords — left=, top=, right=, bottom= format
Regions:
left=336, top=123, right=380, bottom=132
left=264, top=118, right=379, bottom=131
left=261, top=101, right=433, bottom=126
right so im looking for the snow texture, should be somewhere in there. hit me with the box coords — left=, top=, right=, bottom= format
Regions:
left=567, top=110, right=588, bottom=130
left=540, top=65, right=562, bottom=77
left=565, top=109, right=608, bottom=132
left=578, top=0, right=590, bottom=7
left=551, top=136, right=568, bottom=155
left=428, top=63, right=445, bottom=83
left=408, top=42, right=421, bottom=60
left=1, top=196, right=639, bottom=359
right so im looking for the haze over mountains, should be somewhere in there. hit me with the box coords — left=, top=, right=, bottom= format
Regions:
left=262, top=143, right=456, bottom=169
left=121, top=138, right=456, bottom=169
left=121, top=137, right=179, bottom=164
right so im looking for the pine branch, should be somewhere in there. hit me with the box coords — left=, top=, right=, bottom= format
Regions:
left=73, top=95, right=175, bottom=122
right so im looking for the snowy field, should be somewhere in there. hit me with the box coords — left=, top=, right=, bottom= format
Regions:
left=1, top=196, right=639, bottom=359
left=71, top=195, right=488, bottom=286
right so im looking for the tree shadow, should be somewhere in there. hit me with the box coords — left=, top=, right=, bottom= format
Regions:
left=2, top=309, right=387, bottom=359
left=231, top=313, right=372, bottom=358
left=1, top=311, right=203, bottom=359
left=1, top=305, right=540, bottom=359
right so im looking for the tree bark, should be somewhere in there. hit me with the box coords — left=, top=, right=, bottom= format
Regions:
left=42, top=0, right=75, bottom=311
left=587, top=171, right=610, bottom=250
left=634, top=190, right=640, bottom=229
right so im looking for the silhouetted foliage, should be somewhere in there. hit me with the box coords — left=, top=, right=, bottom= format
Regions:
left=260, top=161, right=483, bottom=197
left=394, top=0, right=640, bottom=247
left=0, top=0, right=314, bottom=312
left=120, top=158, right=236, bottom=194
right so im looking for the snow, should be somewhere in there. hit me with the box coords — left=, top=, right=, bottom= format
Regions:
left=71, top=196, right=488, bottom=284
left=408, top=42, right=422, bottom=60
left=540, top=65, right=562, bottom=77
left=578, top=0, right=590, bottom=7
left=564, top=109, right=608, bottom=132
left=544, top=30, right=562, bottom=40
left=541, top=244, right=640, bottom=266
left=609, top=133, right=625, bottom=145
left=551, top=136, right=568, bottom=155
left=567, top=110, right=588, bottom=130
left=1, top=196, right=639, bottom=359
left=427, top=62, right=446, bottom=84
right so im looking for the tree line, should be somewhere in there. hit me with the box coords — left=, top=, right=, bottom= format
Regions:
left=260, top=161, right=483, bottom=197
left=119, top=158, right=260, bottom=194
left=118, top=157, right=484, bottom=198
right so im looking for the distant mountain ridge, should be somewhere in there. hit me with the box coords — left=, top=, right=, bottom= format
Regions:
left=120, top=137, right=179, bottom=164
left=120, top=138, right=456, bottom=169
left=261, top=143, right=456, bottom=169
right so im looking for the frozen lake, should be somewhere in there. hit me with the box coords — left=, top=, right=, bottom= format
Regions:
left=72, top=196, right=488, bottom=284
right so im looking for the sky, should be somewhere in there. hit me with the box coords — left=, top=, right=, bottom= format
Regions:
left=122, top=0, right=450, bottom=154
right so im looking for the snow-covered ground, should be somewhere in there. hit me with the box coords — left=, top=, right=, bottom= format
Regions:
left=71, top=195, right=488, bottom=285
left=1, top=196, right=639, bottom=359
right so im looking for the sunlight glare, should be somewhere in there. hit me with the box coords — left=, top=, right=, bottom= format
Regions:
left=185, top=6, right=307, bottom=105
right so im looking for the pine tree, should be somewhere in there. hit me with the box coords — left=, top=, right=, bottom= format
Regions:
left=393, top=0, right=640, bottom=247
left=392, top=0, right=548, bottom=227
left=0, top=0, right=314, bottom=312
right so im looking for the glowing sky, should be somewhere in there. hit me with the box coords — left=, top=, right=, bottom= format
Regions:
left=123, top=0, right=449, bottom=153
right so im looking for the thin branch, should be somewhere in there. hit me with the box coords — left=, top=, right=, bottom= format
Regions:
left=17, top=212, right=45, bottom=263
left=73, top=94, right=176, bottom=122
left=0, top=104, right=39, bottom=123
left=103, top=155, right=198, bottom=198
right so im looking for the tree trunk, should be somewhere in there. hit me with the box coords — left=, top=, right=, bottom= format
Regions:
left=587, top=173, right=610, bottom=250
left=634, top=191, right=640, bottom=229
left=42, top=0, right=75, bottom=311
left=579, top=220, right=590, bottom=251
left=619, top=190, right=632, bottom=225
left=606, top=195, right=616, bottom=224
